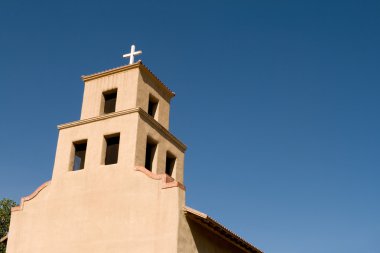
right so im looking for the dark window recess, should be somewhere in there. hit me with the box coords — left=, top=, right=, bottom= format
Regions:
left=105, top=135, right=120, bottom=165
left=103, top=89, right=117, bottom=114
left=165, top=152, right=176, bottom=176
left=73, top=141, right=87, bottom=171
left=148, top=96, right=158, bottom=118
left=145, top=139, right=157, bottom=171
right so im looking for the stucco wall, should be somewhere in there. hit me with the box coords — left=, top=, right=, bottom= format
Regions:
left=135, top=116, right=185, bottom=183
left=137, top=68, right=171, bottom=129
left=7, top=161, right=185, bottom=253
left=80, top=68, right=140, bottom=120
left=177, top=214, right=250, bottom=253
left=80, top=65, right=172, bottom=130
left=8, top=107, right=185, bottom=252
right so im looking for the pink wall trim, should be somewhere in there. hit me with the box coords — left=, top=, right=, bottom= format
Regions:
left=11, top=181, right=51, bottom=212
left=135, top=166, right=186, bottom=190
left=11, top=167, right=184, bottom=212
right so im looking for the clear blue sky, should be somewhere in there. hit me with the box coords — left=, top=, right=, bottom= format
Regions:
left=1, top=1, right=379, bottom=252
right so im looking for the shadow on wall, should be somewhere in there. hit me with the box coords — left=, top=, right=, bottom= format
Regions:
left=186, top=217, right=249, bottom=253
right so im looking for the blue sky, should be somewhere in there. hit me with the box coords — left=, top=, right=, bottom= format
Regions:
left=1, top=0, right=379, bottom=252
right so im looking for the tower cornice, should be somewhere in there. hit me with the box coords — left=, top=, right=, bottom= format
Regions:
left=57, top=108, right=187, bottom=152
left=81, top=61, right=175, bottom=99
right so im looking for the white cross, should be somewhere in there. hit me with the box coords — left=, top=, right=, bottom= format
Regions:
left=123, top=45, right=142, bottom=64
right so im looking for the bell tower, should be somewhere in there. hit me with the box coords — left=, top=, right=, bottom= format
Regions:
left=52, top=57, right=186, bottom=183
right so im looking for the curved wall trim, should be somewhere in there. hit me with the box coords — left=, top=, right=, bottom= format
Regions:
left=11, top=181, right=51, bottom=212
left=135, top=166, right=186, bottom=190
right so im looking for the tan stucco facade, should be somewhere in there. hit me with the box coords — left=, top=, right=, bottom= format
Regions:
left=6, top=61, right=262, bottom=253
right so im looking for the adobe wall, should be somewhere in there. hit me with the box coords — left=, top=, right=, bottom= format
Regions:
left=177, top=213, right=251, bottom=253
left=80, top=64, right=172, bottom=130
left=7, top=163, right=185, bottom=253
left=7, top=111, right=186, bottom=253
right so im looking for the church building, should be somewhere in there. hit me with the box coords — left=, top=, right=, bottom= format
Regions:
left=5, top=46, right=263, bottom=253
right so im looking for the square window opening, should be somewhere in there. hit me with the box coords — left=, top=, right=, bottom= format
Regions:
left=148, top=95, right=158, bottom=118
left=73, top=141, right=87, bottom=171
left=104, top=134, right=120, bottom=165
left=103, top=89, right=118, bottom=114
left=165, top=152, right=176, bottom=177
left=145, top=138, right=157, bottom=171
